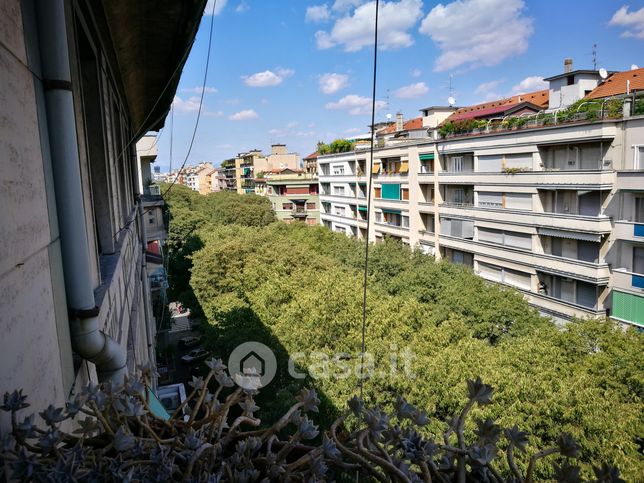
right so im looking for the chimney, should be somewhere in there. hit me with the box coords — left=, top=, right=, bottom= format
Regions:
left=564, top=58, right=573, bottom=73
left=395, top=112, right=404, bottom=131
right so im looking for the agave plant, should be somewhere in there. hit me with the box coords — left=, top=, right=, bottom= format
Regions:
left=1, top=363, right=624, bottom=482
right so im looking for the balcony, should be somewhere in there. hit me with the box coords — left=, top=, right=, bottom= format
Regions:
left=612, top=269, right=644, bottom=291
left=438, top=204, right=612, bottom=234
left=614, top=221, right=644, bottom=242
left=292, top=206, right=308, bottom=218
left=442, top=235, right=609, bottom=282
left=437, top=169, right=614, bottom=187
left=375, top=222, right=409, bottom=237
left=523, top=290, right=606, bottom=320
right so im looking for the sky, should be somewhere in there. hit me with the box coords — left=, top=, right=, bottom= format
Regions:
left=153, top=0, right=644, bottom=171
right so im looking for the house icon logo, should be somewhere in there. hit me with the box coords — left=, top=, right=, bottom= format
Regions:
left=228, top=342, right=277, bottom=390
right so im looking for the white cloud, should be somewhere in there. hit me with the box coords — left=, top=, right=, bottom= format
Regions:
left=511, top=76, right=547, bottom=94
left=419, top=0, right=533, bottom=72
left=204, top=110, right=224, bottom=117
left=316, top=0, right=423, bottom=52
left=205, top=0, right=227, bottom=15
left=229, top=109, right=259, bottom=121
left=332, top=0, right=365, bottom=11
left=181, top=86, right=218, bottom=94
left=319, top=73, right=349, bottom=94
left=172, top=95, right=201, bottom=113
left=609, top=5, right=644, bottom=39
left=325, top=94, right=386, bottom=115
left=242, top=68, right=294, bottom=87
left=474, top=79, right=504, bottom=95
left=410, top=68, right=422, bottom=78
left=393, top=82, right=429, bottom=98
left=306, top=4, right=331, bottom=22
left=235, top=1, right=249, bottom=13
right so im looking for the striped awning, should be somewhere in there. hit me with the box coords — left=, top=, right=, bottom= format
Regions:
left=537, top=228, right=601, bottom=242
left=358, top=205, right=368, bottom=212
left=381, top=208, right=401, bottom=214
left=419, top=153, right=435, bottom=160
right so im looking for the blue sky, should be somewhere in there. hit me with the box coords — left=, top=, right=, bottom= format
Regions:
left=154, top=0, right=643, bottom=171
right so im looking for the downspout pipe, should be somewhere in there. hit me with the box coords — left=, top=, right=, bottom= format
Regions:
left=35, top=0, right=127, bottom=383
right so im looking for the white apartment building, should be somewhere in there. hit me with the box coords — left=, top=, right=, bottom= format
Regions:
left=320, top=67, right=644, bottom=327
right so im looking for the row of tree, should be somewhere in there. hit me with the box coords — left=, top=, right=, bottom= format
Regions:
left=164, top=186, right=643, bottom=480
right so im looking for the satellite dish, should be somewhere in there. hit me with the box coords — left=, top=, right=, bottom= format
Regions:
left=386, top=113, right=392, bottom=120
left=599, top=68, right=608, bottom=79
left=631, top=64, right=639, bottom=70
left=447, top=96, right=456, bottom=106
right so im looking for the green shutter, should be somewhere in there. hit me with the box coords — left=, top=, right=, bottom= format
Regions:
left=612, top=291, right=644, bottom=326
left=381, top=183, right=401, bottom=200
left=419, top=153, right=435, bottom=161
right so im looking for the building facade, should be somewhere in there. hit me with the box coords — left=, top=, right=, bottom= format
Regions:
left=265, top=171, right=320, bottom=224
left=320, top=68, right=644, bottom=326
left=0, top=0, right=203, bottom=431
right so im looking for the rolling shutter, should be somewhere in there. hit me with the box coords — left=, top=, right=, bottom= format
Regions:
left=504, top=153, right=533, bottom=169
left=478, top=192, right=502, bottom=208
left=505, top=231, right=532, bottom=250
left=478, top=228, right=503, bottom=244
left=503, top=268, right=532, bottom=290
left=505, top=193, right=532, bottom=210
left=478, top=154, right=503, bottom=172
left=478, top=262, right=502, bottom=282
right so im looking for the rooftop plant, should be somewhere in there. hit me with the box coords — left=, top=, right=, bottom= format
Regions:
left=1, top=366, right=624, bottom=482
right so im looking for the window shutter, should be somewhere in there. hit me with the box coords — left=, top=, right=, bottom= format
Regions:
left=478, top=262, right=502, bottom=282
left=505, top=193, right=532, bottom=210
left=372, top=163, right=381, bottom=174
left=478, top=155, right=503, bottom=171
left=478, top=192, right=503, bottom=208
left=503, top=269, right=531, bottom=290
left=504, top=153, right=533, bottom=169
left=478, top=228, right=503, bottom=244
left=504, top=231, right=532, bottom=250
left=399, top=160, right=409, bottom=173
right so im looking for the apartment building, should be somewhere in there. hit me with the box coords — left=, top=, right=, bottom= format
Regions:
left=218, top=144, right=302, bottom=194
left=0, top=0, right=203, bottom=431
left=265, top=170, right=320, bottom=224
left=319, top=64, right=644, bottom=326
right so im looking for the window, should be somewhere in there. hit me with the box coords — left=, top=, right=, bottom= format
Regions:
left=332, top=165, right=345, bottom=175
left=504, top=153, right=533, bottom=170
left=635, top=146, right=644, bottom=169
left=449, top=156, right=463, bottom=172
left=401, top=188, right=409, bottom=200
left=333, top=186, right=345, bottom=196
left=402, top=215, right=410, bottom=228
left=478, top=154, right=503, bottom=172
left=478, top=228, right=531, bottom=250
left=505, top=193, right=532, bottom=211
left=478, top=192, right=502, bottom=208
left=634, top=247, right=644, bottom=274
left=635, top=197, right=644, bottom=223
left=374, top=187, right=382, bottom=198
left=334, top=206, right=346, bottom=216
left=306, top=202, right=316, bottom=209
left=282, top=203, right=293, bottom=210
left=375, top=212, right=382, bottom=223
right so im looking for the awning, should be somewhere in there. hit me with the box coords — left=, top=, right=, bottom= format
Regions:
left=146, top=386, right=171, bottom=421
left=358, top=205, right=368, bottom=212
left=537, top=228, right=601, bottom=242
left=399, top=160, right=409, bottom=173
left=372, top=163, right=381, bottom=174
left=419, top=153, right=435, bottom=161
left=381, top=208, right=401, bottom=214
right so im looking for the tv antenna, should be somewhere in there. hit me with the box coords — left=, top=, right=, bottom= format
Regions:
left=447, top=96, right=456, bottom=107
left=592, top=43, right=597, bottom=70
left=632, top=64, right=639, bottom=70
left=599, top=68, right=608, bottom=80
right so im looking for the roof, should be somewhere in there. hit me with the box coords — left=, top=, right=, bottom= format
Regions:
left=444, top=89, right=549, bottom=123
left=378, top=117, right=424, bottom=134
left=304, top=151, right=319, bottom=160
left=99, top=0, right=207, bottom=136
left=585, top=68, right=644, bottom=100
left=543, top=69, right=601, bottom=82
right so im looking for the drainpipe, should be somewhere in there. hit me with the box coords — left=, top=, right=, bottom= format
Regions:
left=36, top=0, right=127, bottom=383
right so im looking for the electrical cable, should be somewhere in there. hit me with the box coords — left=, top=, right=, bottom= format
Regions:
left=359, top=0, right=380, bottom=400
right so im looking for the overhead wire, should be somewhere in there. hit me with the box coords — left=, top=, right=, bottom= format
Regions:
left=359, top=0, right=380, bottom=400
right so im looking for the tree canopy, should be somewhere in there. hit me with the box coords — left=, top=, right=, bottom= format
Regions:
left=163, top=189, right=643, bottom=480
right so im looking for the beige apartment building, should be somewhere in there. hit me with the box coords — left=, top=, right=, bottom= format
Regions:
left=320, top=66, right=644, bottom=326
left=229, top=144, right=301, bottom=194
left=0, top=0, right=203, bottom=431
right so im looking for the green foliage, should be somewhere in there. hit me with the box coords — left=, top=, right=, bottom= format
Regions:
left=184, top=221, right=644, bottom=480
left=317, top=138, right=355, bottom=154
